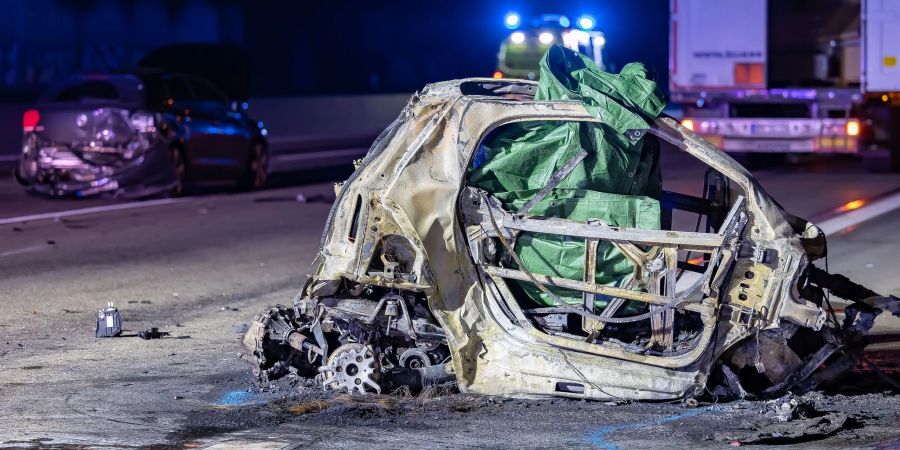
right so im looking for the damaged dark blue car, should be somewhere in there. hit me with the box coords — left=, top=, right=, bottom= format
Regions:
left=16, top=71, right=268, bottom=198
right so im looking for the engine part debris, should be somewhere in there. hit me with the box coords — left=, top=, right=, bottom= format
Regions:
left=137, top=327, right=169, bottom=340
left=244, top=45, right=900, bottom=401
left=727, top=394, right=852, bottom=445
left=95, top=302, right=122, bottom=338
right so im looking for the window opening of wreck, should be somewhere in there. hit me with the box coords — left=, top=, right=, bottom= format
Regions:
left=461, top=119, right=745, bottom=356
left=348, top=194, right=363, bottom=242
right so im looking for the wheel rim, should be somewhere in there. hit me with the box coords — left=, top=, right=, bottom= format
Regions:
left=251, top=144, right=268, bottom=189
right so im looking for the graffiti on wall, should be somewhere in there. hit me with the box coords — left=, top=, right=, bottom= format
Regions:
left=0, top=43, right=148, bottom=89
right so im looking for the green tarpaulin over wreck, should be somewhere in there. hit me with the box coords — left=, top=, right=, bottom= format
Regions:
left=467, top=45, right=667, bottom=310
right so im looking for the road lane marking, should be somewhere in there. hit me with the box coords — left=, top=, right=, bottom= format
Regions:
left=0, top=197, right=191, bottom=225
left=816, top=189, right=900, bottom=235
left=0, top=244, right=49, bottom=257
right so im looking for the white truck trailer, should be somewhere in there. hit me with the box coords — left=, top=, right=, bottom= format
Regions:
left=671, top=0, right=900, bottom=169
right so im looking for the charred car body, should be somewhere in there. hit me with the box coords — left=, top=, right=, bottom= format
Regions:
left=16, top=72, right=268, bottom=198
left=246, top=48, right=898, bottom=401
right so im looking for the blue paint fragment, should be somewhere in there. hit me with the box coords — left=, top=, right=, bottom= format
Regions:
left=587, top=408, right=712, bottom=449
left=216, top=390, right=254, bottom=406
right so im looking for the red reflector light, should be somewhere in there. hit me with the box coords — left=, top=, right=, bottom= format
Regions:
left=681, top=119, right=695, bottom=131
left=492, top=71, right=504, bottom=79
left=22, top=109, right=40, bottom=132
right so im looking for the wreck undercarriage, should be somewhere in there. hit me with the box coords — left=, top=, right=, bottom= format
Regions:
left=244, top=73, right=898, bottom=401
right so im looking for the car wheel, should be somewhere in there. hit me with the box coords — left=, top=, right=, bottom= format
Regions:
left=170, top=147, right=187, bottom=197
left=239, top=142, right=268, bottom=191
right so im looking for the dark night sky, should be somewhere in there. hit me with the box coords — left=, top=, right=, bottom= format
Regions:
left=245, top=0, right=670, bottom=96
left=0, top=0, right=670, bottom=99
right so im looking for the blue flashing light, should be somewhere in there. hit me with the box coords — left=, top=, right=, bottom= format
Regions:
left=578, top=15, right=595, bottom=30
left=559, top=15, right=570, bottom=27
left=505, top=12, right=520, bottom=29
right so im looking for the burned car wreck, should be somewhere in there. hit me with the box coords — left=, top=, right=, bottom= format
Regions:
left=246, top=46, right=899, bottom=401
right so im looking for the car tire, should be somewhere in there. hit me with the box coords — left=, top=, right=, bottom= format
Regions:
left=170, top=147, right=188, bottom=197
left=238, top=141, right=268, bottom=191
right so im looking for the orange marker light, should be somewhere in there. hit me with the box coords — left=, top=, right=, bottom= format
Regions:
left=492, top=71, right=504, bottom=79
left=846, top=120, right=860, bottom=136
left=681, top=119, right=695, bottom=131
left=839, top=199, right=866, bottom=212
left=687, top=256, right=706, bottom=266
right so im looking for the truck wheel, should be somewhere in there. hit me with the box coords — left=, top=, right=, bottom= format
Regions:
left=890, top=147, right=900, bottom=172
left=887, top=104, right=900, bottom=172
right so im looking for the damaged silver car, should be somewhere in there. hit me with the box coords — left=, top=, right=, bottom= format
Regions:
left=245, top=47, right=898, bottom=401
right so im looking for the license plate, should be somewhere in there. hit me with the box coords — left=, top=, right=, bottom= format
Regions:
left=724, top=139, right=814, bottom=152
left=750, top=124, right=790, bottom=135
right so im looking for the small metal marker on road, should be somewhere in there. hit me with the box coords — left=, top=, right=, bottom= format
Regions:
left=95, top=302, right=122, bottom=338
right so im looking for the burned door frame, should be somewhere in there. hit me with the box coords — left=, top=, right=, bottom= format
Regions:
left=446, top=102, right=831, bottom=399
left=458, top=112, right=756, bottom=372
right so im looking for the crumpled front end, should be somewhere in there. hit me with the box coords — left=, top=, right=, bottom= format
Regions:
left=16, top=108, right=176, bottom=198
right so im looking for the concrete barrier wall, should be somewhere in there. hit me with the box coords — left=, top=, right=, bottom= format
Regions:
left=0, top=94, right=411, bottom=171
left=247, top=94, right=410, bottom=172
left=247, top=94, right=409, bottom=150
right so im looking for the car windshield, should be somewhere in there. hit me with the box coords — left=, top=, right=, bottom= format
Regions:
left=502, top=44, right=548, bottom=71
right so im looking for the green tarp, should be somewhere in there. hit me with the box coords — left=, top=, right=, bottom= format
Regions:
left=467, top=45, right=666, bottom=310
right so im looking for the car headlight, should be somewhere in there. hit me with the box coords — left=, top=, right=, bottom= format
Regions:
left=129, top=112, right=157, bottom=134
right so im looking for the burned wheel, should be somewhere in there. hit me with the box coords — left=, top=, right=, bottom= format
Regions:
left=319, top=343, right=381, bottom=394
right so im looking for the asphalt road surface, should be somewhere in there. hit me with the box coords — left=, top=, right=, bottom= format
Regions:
left=1, top=153, right=900, bottom=449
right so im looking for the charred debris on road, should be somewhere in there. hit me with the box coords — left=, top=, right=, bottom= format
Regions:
left=243, top=46, right=900, bottom=406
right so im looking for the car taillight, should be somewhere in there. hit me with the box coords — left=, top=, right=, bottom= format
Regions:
left=681, top=119, right=695, bottom=131
left=22, top=109, right=40, bottom=132
left=846, top=120, right=860, bottom=136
